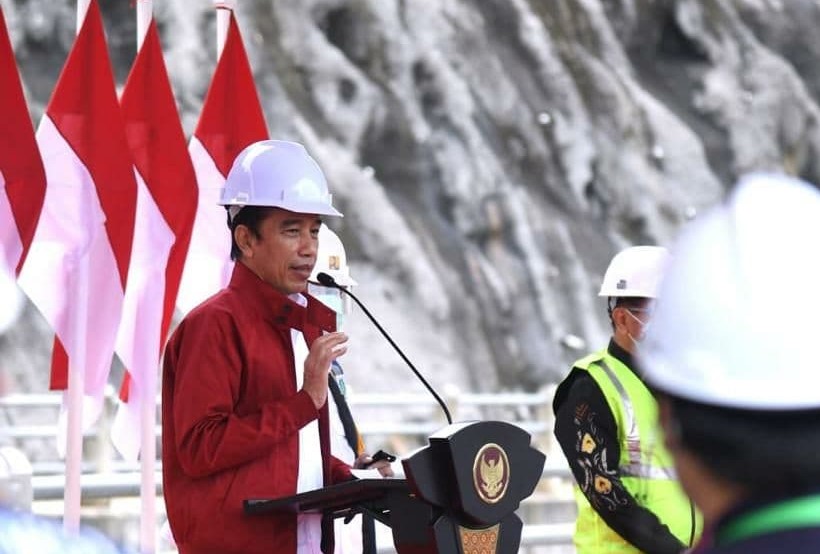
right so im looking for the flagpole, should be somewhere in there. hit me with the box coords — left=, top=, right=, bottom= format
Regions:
left=215, top=1, right=235, bottom=58
left=63, top=0, right=93, bottom=535
left=133, top=4, right=158, bottom=553
left=64, top=262, right=88, bottom=534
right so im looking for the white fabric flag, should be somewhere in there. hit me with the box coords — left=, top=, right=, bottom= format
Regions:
left=17, top=0, right=137, bottom=453
left=111, top=170, right=174, bottom=460
left=175, top=137, right=234, bottom=313
left=111, top=17, right=197, bottom=461
left=176, top=11, right=268, bottom=314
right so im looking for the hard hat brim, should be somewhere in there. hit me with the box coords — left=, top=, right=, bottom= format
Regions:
left=218, top=200, right=343, bottom=218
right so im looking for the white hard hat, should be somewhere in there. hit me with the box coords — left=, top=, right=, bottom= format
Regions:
left=309, top=224, right=357, bottom=287
left=639, top=173, right=820, bottom=410
left=598, top=246, right=670, bottom=298
left=219, top=140, right=342, bottom=217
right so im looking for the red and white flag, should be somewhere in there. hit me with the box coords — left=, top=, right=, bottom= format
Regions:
left=0, top=6, right=45, bottom=278
left=176, top=10, right=268, bottom=314
left=17, top=0, right=136, bottom=445
left=112, top=18, right=198, bottom=461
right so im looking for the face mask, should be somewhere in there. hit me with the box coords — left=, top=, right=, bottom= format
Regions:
left=625, top=308, right=650, bottom=345
left=308, top=285, right=345, bottom=330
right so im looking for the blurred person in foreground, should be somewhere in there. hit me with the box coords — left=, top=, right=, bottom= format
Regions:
left=162, top=140, right=390, bottom=554
left=0, top=369, right=123, bottom=553
left=553, top=246, right=701, bottom=553
left=639, top=173, right=820, bottom=553
left=0, top=508, right=124, bottom=554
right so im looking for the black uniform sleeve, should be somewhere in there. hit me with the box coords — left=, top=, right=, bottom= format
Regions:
left=553, top=369, right=687, bottom=554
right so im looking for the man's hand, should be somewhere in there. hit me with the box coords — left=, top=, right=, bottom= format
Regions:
left=302, top=332, right=348, bottom=409
left=354, top=452, right=395, bottom=478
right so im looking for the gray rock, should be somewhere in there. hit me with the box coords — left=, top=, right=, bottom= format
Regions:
left=3, top=0, right=817, bottom=397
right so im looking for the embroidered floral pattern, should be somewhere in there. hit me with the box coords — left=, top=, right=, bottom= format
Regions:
left=573, top=402, right=629, bottom=511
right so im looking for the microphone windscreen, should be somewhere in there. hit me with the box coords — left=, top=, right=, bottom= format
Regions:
left=316, top=272, right=337, bottom=287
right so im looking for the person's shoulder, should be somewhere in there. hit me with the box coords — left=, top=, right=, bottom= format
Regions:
left=167, top=290, right=245, bottom=350
left=182, top=288, right=243, bottom=325
left=553, top=366, right=597, bottom=412
left=571, top=349, right=608, bottom=370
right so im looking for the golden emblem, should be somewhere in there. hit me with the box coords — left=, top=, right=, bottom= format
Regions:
left=581, top=433, right=597, bottom=454
left=473, top=443, right=509, bottom=504
left=594, top=475, right=612, bottom=494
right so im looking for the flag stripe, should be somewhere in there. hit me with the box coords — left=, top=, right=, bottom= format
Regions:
left=112, top=170, right=173, bottom=460
left=19, top=0, right=136, bottom=415
left=45, top=0, right=135, bottom=288
left=0, top=173, right=24, bottom=274
left=176, top=137, right=235, bottom=314
left=113, top=19, right=197, bottom=460
left=177, top=11, right=268, bottom=315
left=120, top=20, right=197, bottom=341
left=0, top=7, right=46, bottom=275
left=194, top=14, right=268, bottom=175
left=22, top=114, right=129, bottom=400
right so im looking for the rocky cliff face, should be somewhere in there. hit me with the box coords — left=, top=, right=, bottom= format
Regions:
left=3, top=0, right=818, bottom=395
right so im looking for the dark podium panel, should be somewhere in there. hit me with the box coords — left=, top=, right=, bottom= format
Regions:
left=244, top=420, right=545, bottom=554
left=401, top=420, right=546, bottom=553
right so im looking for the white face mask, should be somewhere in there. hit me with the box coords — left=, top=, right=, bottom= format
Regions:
left=625, top=308, right=650, bottom=345
left=308, top=284, right=345, bottom=330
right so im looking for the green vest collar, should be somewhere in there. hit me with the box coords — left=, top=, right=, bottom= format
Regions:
left=717, top=494, right=820, bottom=545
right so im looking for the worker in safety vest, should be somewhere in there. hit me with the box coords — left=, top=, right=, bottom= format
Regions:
left=553, top=246, right=701, bottom=553
left=639, top=173, right=820, bottom=553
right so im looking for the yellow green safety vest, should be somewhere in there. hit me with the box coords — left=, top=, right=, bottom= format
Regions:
left=570, top=349, right=702, bottom=553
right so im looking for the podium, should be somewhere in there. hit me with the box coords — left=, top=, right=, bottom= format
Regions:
left=244, top=420, right=545, bottom=553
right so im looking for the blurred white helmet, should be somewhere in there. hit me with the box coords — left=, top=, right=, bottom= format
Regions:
left=309, top=224, right=357, bottom=287
left=219, top=140, right=342, bottom=218
left=598, top=246, right=670, bottom=298
left=640, top=173, right=820, bottom=410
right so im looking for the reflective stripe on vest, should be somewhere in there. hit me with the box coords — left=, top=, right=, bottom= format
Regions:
left=597, top=359, right=677, bottom=480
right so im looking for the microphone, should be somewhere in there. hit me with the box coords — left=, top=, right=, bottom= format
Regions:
left=314, top=272, right=453, bottom=424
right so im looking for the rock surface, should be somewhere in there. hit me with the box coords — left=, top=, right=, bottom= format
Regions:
left=3, top=0, right=819, bottom=395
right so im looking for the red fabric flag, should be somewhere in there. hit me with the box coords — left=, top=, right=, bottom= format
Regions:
left=0, top=7, right=46, bottom=277
left=176, top=12, right=268, bottom=314
left=18, top=0, right=137, bottom=435
left=113, top=19, right=198, bottom=460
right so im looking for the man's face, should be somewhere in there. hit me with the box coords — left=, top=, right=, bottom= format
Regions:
left=613, top=298, right=654, bottom=353
left=237, top=208, right=322, bottom=295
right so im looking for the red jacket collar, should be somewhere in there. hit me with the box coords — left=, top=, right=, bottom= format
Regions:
left=228, top=262, right=337, bottom=333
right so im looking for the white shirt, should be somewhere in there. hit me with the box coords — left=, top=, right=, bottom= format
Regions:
left=291, top=293, right=324, bottom=554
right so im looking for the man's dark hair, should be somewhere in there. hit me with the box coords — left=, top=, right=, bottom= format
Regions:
left=227, top=206, right=275, bottom=260
left=662, top=392, right=820, bottom=495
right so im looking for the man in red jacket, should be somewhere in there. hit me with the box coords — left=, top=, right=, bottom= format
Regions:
left=162, top=140, right=384, bottom=554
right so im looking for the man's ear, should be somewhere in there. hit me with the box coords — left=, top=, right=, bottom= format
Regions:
left=611, top=306, right=627, bottom=332
left=234, top=225, right=254, bottom=259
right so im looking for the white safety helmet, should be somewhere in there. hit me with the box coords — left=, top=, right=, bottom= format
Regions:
left=219, top=140, right=342, bottom=218
left=598, top=246, right=670, bottom=298
left=309, top=224, right=357, bottom=287
left=639, top=173, right=820, bottom=410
